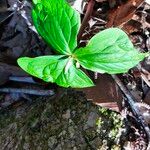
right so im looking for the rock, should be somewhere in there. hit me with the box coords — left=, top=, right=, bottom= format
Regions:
left=62, top=109, right=71, bottom=119
left=48, top=136, right=57, bottom=149
left=84, top=112, right=99, bottom=129
left=0, top=90, right=122, bottom=149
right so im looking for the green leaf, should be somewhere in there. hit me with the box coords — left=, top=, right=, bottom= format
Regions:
left=32, top=0, right=80, bottom=55
left=17, top=55, right=67, bottom=82
left=17, top=56, right=94, bottom=88
left=74, top=28, right=148, bottom=74
left=55, top=59, right=94, bottom=88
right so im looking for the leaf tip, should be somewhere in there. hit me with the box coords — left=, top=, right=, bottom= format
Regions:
left=17, top=57, right=31, bottom=72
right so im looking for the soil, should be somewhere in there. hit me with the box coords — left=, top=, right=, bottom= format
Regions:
left=0, top=91, right=122, bottom=150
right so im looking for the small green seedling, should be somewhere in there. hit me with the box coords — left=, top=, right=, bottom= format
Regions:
left=17, top=0, right=148, bottom=88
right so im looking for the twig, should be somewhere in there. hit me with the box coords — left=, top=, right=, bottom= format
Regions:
left=141, top=73, right=150, bottom=87
left=9, top=76, right=37, bottom=84
left=112, top=75, right=150, bottom=149
left=77, top=0, right=95, bottom=43
left=20, top=9, right=37, bottom=34
left=0, top=88, right=55, bottom=96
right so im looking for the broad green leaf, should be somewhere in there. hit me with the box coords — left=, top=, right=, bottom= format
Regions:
left=32, top=0, right=80, bottom=55
left=17, top=55, right=67, bottom=83
left=17, top=56, right=94, bottom=88
left=74, top=28, right=148, bottom=74
left=55, top=59, right=94, bottom=88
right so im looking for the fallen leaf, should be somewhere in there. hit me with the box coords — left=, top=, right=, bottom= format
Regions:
left=122, top=20, right=142, bottom=34
left=0, top=62, right=27, bottom=85
left=106, top=0, right=144, bottom=27
left=80, top=74, right=122, bottom=112
left=0, top=0, right=7, bottom=12
left=144, top=90, right=150, bottom=105
left=145, top=0, right=150, bottom=5
left=0, top=0, right=14, bottom=24
left=73, top=0, right=86, bottom=14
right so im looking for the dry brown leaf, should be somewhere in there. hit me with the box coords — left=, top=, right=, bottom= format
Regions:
left=80, top=74, right=122, bottom=112
left=122, top=19, right=142, bottom=33
left=106, top=0, right=144, bottom=28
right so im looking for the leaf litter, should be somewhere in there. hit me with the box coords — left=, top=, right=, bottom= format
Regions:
left=75, top=0, right=150, bottom=149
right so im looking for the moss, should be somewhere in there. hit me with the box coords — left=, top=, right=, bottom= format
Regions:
left=0, top=90, right=123, bottom=149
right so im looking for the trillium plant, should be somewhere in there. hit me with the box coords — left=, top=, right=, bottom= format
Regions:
left=17, top=0, right=148, bottom=88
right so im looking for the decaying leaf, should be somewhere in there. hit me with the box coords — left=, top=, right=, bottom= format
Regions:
left=0, top=0, right=14, bottom=24
left=106, top=0, right=144, bottom=28
left=0, top=62, right=27, bottom=85
left=121, top=20, right=142, bottom=34
left=145, top=0, right=150, bottom=5
left=72, top=0, right=86, bottom=14
left=81, top=74, right=122, bottom=112
left=0, top=0, right=7, bottom=12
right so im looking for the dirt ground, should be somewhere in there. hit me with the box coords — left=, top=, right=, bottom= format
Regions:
left=0, top=91, right=123, bottom=150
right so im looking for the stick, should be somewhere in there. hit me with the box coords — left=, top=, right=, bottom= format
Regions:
left=9, top=76, right=37, bottom=84
left=0, top=88, right=55, bottom=96
left=77, top=0, right=95, bottom=43
left=112, top=75, right=150, bottom=148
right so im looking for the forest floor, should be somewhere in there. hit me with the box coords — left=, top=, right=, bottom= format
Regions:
left=0, top=0, right=150, bottom=149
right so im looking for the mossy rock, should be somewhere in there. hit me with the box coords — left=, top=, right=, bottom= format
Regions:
left=0, top=90, right=122, bottom=150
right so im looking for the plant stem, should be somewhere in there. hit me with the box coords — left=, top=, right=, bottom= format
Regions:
left=112, top=75, right=150, bottom=148
left=77, top=0, right=95, bottom=43
left=0, top=88, right=55, bottom=96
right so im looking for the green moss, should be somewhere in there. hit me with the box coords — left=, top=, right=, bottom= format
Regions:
left=0, top=90, right=123, bottom=149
